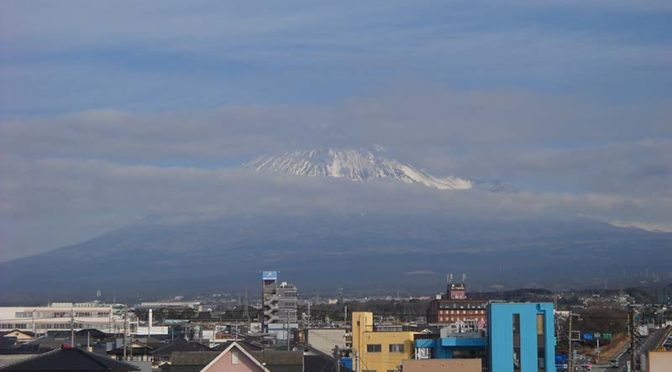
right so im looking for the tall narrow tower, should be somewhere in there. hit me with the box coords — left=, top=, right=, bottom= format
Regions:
left=261, top=271, right=278, bottom=333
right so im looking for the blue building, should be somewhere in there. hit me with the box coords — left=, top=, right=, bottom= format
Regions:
left=488, top=302, right=555, bottom=372
left=414, top=302, right=556, bottom=372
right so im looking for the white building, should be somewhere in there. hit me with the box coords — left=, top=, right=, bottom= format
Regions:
left=0, top=302, right=136, bottom=334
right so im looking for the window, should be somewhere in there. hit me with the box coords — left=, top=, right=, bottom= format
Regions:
left=367, top=344, right=382, bottom=352
left=389, top=344, right=404, bottom=353
left=231, top=350, right=239, bottom=364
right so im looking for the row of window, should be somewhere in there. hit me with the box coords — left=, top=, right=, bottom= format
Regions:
left=439, top=317, right=481, bottom=322
left=438, top=303, right=485, bottom=310
left=0, top=322, right=122, bottom=330
left=14, top=311, right=109, bottom=318
left=0, top=324, right=27, bottom=329
left=439, top=310, right=484, bottom=315
left=366, top=344, right=405, bottom=353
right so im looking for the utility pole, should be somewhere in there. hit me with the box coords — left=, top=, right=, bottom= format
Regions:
left=244, top=288, right=250, bottom=323
left=355, top=351, right=360, bottom=372
left=70, top=310, right=75, bottom=348
left=567, top=310, right=582, bottom=372
left=629, top=306, right=636, bottom=371
left=286, top=311, right=290, bottom=351
left=333, top=346, right=341, bottom=372
left=123, top=307, right=127, bottom=360
left=568, top=311, right=573, bottom=372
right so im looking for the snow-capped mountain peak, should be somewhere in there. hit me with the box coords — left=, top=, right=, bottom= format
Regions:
left=244, top=149, right=472, bottom=190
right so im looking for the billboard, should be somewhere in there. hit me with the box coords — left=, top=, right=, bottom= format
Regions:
left=262, top=271, right=278, bottom=280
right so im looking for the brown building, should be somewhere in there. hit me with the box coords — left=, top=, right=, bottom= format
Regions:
left=426, top=284, right=487, bottom=327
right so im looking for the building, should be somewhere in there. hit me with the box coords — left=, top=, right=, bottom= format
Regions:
left=262, top=271, right=278, bottom=333
left=488, top=303, right=555, bottom=372
left=0, top=302, right=133, bottom=335
left=426, top=284, right=487, bottom=330
left=261, top=271, right=298, bottom=338
left=648, top=350, right=672, bottom=372
left=351, top=312, right=417, bottom=372
left=304, top=328, right=347, bottom=356
left=0, top=330, right=35, bottom=344
left=402, top=359, right=481, bottom=372
left=196, top=342, right=304, bottom=372
left=415, top=302, right=556, bottom=372
left=414, top=330, right=486, bottom=360
left=135, top=302, right=201, bottom=311
left=276, top=282, right=298, bottom=326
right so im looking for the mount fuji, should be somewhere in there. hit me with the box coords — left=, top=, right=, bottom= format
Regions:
left=244, top=148, right=472, bottom=190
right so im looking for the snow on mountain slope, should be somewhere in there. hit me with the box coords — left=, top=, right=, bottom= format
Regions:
left=244, top=149, right=472, bottom=190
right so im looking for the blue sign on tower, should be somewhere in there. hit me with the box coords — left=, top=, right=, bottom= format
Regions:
left=262, top=271, right=278, bottom=280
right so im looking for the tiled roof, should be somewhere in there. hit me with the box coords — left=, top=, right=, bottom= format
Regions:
left=251, top=350, right=303, bottom=366
left=170, top=351, right=220, bottom=366
left=152, top=339, right=210, bottom=356
left=211, top=340, right=263, bottom=352
left=2, top=347, right=140, bottom=371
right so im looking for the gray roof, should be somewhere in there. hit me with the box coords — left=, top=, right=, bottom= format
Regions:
left=2, top=347, right=140, bottom=371
left=170, top=351, right=219, bottom=366
left=251, top=350, right=303, bottom=366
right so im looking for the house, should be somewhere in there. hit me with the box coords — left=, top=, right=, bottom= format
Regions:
left=0, top=331, right=34, bottom=344
left=171, top=342, right=304, bottom=372
left=198, top=342, right=270, bottom=372
left=169, top=351, right=220, bottom=372
left=1, top=345, right=140, bottom=371
left=107, top=340, right=154, bottom=362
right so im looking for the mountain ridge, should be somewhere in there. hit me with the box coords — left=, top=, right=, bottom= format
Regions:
left=244, top=148, right=473, bottom=190
left=1, top=213, right=670, bottom=303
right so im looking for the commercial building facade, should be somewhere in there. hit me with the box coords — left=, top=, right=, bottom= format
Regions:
left=0, top=302, right=133, bottom=334
left=351, top=312, right=416, bottom=372
left=426, top=284, right=487, bottom=330
left=261, top=271, right=298, bottom=343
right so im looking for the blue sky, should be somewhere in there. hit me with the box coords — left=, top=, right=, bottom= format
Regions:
left=2, top=1, right=671, bottom=116
left=0, top=1, right=671, bottom=260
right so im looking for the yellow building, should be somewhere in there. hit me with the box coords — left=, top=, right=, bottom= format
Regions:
left=351, top=312, right=417, bottom=372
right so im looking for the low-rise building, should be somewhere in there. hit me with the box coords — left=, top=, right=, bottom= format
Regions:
left=0, top=303, right=134, bottom=335
left=351, top=312, right=417, bottom=372
left=305, top=328, right=347, bottom=356
left=426, top=284, right=487, bottom=329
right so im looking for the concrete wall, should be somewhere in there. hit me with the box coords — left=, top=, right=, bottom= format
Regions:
left=307, top=328, right=346, bottom=356
left=402, top=359, right=481, bottom=372
left=648, top=351, right=672, bottom=372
